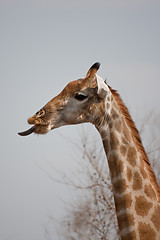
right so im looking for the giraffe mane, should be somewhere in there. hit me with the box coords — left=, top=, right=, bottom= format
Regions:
left=108, top=85, right=160, bottom=199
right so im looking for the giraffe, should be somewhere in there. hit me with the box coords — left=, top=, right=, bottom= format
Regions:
left=19, top=63, right=160, bottom=240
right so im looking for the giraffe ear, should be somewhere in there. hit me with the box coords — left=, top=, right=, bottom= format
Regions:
left=96, top=75, right=108, bottom=98
left=86, top=62, right=100, bottom=77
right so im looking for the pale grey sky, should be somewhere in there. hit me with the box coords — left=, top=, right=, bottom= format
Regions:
left=0, top=0, right=160, bottom=239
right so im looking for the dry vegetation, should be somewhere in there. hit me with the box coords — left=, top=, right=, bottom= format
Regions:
left=59, top=136, right=119, bottom=240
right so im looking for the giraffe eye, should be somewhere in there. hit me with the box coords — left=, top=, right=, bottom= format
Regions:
left=74, top=93, right=88, bottom=101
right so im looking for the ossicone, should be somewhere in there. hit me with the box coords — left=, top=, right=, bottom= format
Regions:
left=90, top=62, right=101, bottom=71
left=86, top=62, right=101, bottom=77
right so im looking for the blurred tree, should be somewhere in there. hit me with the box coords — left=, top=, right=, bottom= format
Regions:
left=59, top=136, right=119, bottom=240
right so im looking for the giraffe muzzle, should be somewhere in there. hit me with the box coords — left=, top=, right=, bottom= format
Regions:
left=18, top=126, right=36, bottom=136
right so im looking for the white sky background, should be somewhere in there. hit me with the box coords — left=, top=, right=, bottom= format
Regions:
left=0, top=0, right=160, bottom=239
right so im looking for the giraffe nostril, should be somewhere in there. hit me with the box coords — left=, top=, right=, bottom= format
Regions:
left=36, top=108, right=46, bottom=117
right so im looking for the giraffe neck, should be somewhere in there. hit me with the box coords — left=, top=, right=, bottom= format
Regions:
left=95, top=88, right=160, bottom=240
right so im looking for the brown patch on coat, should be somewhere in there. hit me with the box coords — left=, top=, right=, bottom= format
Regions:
left=115, top=120, right=122, bottom=133
left=111, top=108, right=119, bottom=119
left=107, top=96, right=110, bottom=101
left=127, top=167, right=132, bottom=182
left=100, top=128, right=110, bottom=153
left=109, top=121, right=113, bottom=129
left=118, top=213, right=135, bottom=231
left=132, top=172, right=142, bottom=190
left=115, top=193, right=132, bottom=213
left=110, top=131, right=119, bottom=150
left=151, top=205, right=160, bottom=231
left=108, top=154, right=124, bottom=178
left=138, top=222, right=156, bottom=240
left=127, top=147, right=137, bottom=167
left=135, top=196, right=152, bottom=217
left=107, top=103, right=110, bottom=110
left=140, top=168, right=148, bottom=179
left=144, top=184, right=156, bottom=200
left=114, top=178, right=128, bottom=194
left=120, top=145, right=127, bottom=156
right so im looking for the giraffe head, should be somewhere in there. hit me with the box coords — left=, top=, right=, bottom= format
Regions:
left=18, top=63, right=110, bottom=136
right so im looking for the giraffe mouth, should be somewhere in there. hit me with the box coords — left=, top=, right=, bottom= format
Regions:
left=18, top=114, right=51, bottom=136
left=18, top=123, right=51, bottom=136
left=18, top=125, right=36, bottom=136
